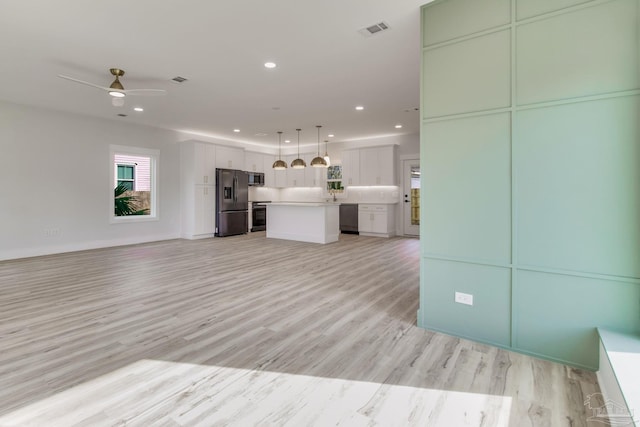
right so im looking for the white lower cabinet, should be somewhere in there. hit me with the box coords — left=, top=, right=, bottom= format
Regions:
left=184, top=185, right=215, bottom=238
left=358, top=204, right=395, bottom=237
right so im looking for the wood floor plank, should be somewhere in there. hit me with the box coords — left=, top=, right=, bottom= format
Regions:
left=0, top=233, right=602, bottom=426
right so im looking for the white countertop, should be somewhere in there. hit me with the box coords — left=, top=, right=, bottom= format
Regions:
left=269, top=202, right=340, bottom=207
left=267, top=201, right=399, bottom=206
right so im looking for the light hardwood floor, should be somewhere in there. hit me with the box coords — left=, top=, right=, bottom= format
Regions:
left=0, top=233, right=603, bottom=426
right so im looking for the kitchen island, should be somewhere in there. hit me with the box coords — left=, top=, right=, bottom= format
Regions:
left=266, top=202, right=339, bottom=244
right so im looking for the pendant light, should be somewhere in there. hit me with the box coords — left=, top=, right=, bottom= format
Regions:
left=310, top=125, right=328, bottom=168
left=272, top=131, right=287, bottom=170
left=291, top=129, right=306, bottom=169
left=323, top=140, right=331, bottom=167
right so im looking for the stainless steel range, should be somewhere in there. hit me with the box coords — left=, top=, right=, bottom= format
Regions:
left=251, top=201, right=270, bottom=232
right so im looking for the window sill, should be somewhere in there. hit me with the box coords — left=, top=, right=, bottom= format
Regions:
left=110, top=215, right=159, bottom=224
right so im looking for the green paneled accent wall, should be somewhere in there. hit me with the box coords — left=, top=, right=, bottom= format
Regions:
left=423, top=259, right=512, bottom=346
left=516, top=0, right=598, bottom=20
left=420, top=0, right=640, bottom=370
left=423, top=113, right=511, bottom=263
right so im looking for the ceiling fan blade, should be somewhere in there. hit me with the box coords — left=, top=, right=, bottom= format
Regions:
left=124, top=89, right=167, bottom=96
left=57, top=74, right=110, bottom=91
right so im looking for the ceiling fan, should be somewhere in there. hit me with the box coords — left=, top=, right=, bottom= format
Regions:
left=58, top=68, right=166, bottom=106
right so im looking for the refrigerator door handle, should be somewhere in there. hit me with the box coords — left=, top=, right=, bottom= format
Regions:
left=233, top=175, right=237, bottom=203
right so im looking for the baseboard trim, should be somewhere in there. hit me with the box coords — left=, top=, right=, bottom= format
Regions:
left=0, top=233, right=181, bottom=261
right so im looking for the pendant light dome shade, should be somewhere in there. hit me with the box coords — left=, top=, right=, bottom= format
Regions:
left=272, top=131, right=288, bottom=170
left=273, top=159, right=287, bottom=169
left=311, top=125, right=328, bottom=168
left=291, top=129, right=306, bottom=169
left=291, top=158, right=306, bottom=169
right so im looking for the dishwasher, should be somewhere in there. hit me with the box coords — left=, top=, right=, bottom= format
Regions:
left=339, top=203, right=359, bottom=234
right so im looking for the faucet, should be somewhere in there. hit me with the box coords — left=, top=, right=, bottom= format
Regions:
left=329, top=189, right=337, bottom=202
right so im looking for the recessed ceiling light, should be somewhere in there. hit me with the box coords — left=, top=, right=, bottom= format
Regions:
left=355, top=106, right=364, bottom=111
left=264, top=62, right=277, bottom=69
left=328, top=134, right=335, bottom=138
left=395, top=124, right=402, bottom=129
left=134, top=107, right=144, bottom=112
left=284, top=139, right=291, bottom=143
left=233, top=129, right=240, bottom=133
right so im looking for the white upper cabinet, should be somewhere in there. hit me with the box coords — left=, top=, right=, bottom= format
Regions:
left=262, top=154, right=276, bottom=187
left=183, top=142, right=216, bottom=185
left=245, top=151, right=265, bottom=173
left=356, top=145, right=398, bottom=186
left=342, top=149, right=360, bottom=186
left=373, top=145, right=397, bottom=186
left=273, top=167, right=287, bottom=188
left=305, top=156, right=322, bottom=187
left=285, top=155, right=306, bottom=187
left=359, top=148, right=379, bottom=186
left=215, top=145, right=245, bottom=170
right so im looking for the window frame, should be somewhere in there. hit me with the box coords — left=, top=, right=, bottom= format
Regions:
left=109, top=145, right=159, bottom=223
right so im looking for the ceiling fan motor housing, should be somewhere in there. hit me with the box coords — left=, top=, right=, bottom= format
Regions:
left=109, top=69, right=125, bottom=91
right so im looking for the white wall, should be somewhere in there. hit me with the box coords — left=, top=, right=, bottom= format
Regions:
left=0, top=100, right=182, bottom=260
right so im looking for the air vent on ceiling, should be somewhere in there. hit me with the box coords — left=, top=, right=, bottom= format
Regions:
left=358, top=21, right=390, bottom=37
left=171, top=76, right=188, bottom=83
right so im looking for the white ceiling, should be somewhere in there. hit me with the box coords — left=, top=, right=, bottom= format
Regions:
left=0, top=0, right=429, bottom=148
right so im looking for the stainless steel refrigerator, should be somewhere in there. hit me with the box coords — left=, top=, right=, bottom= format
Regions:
left=215, top=168, right=248, bottom=237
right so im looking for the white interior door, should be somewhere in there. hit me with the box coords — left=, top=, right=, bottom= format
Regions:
left=402, top=159, right=420, bottom=236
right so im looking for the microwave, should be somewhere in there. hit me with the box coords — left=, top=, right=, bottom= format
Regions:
left=246, top=171, right=265, bottom=186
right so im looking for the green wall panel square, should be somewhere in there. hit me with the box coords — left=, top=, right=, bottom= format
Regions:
left=517, top=0, right=639, bottom=105
left=516, top=96, right=640, bottom=278
left=515, top=270, right=640, bottom=370
left=423, top=113, right=511, bottom=263
left=422, top=258, right=512, bottom=347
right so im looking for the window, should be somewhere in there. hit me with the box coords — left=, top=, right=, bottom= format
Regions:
left=110, top=145, right=158, bottom=222
left=117, top=164, right=135, bottom=190
left=326, top=165, right=344, bottom=193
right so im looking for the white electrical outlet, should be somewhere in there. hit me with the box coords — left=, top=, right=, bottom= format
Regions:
left=455, top=291, right=473, bottom=306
